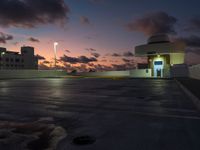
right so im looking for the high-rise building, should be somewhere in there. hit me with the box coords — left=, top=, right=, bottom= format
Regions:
left=0, top=46, right=38, bottom=70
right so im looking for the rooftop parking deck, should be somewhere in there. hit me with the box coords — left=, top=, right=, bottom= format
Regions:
left=0, top=78, right=200, bottom=150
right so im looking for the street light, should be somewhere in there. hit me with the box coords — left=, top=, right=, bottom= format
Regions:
left=54, top=42, right=58, bottom=69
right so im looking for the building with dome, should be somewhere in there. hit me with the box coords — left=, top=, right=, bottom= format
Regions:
left=135, top=34, right=186, bottom=78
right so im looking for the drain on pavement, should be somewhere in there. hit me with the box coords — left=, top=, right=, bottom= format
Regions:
left=72, top=135, right=96, bottom=145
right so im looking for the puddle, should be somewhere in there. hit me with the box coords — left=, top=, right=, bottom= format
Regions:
left=72, top=135, right=96, bottom=146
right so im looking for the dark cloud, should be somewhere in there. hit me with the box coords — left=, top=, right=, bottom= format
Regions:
left=60, top=55, right=97, bottom=64
left=28, top=37, right=40, bottom=43
left=185, top=51, right=200, bottom=65
left=43, top=60, right=50, bottom=64
left=65, top=50, right=71, bottom=53
left=86, top=48, right=96, bottom=52
left=0, top=0, right=69, bottom=28
left=185, top=48, right=200, bottom=55
left=126, top=11, right=177, bottom=36
left=184, top=17, right=200, bottom=32
left=175, top=35, right=200, bottom=48
left=112, top=63, right=136, bottom=71
left=174, top=35, right=200, bottom=59
left=122, top=58, right=131, bottom=63
left=35, top=54, right=46, bottom=60
left=39, top=63, right=51, bottom=70
left=110, top=53, right=121, bottom=57
left=0, top=32, right=13, bottom=44
left=123, top=51, right=134, bottom=57
left=91, top=52, right=100, bottom=58
left=80, top=16, right=90, bottom=25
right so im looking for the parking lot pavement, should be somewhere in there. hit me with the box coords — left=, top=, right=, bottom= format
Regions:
left=0, top=78, right=200, bottom=150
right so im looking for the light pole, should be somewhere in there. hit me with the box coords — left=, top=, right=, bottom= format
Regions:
left=54, top=42, right=58, bottom=69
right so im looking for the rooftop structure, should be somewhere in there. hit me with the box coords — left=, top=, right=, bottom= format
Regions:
left=135, top=34, right=186, bottom=78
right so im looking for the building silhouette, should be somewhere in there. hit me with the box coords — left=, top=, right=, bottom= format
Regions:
left=0, top=46, right=38, bottom=70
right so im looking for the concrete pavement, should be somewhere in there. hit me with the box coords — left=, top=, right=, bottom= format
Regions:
left=0, top=78, right=200, bottom=150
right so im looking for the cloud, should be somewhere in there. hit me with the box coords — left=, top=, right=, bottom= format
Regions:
left=39, top=63, right=51, bottom=70
left=43, top=60, right=50, bottom=64
left=110, top=53, right=121, bottom=57
left=123, top=51, right=134, bottom=57
left=175, top=35, right=200, bottom=48
left=28, top=37, right=40, bottom=43
left=174, top=35, right=200, bottom=62
left=112, top=63, right=136, bottom=71
left=65, top=50, right=71, bottom=53
left=184, top=17, right=200, bottom=32
left=0, top=0, right=70, bottom=28
left=60, top=55, right=97, bottom=64
left=126, top=11, right=177, bottom=36
left=91, top=52, right=100, bottom=58
left=0, top=32, right=13, bottom=44
left=35, top=54, right=46, bottom=60
left=185, top=51, right=200, bottom=65
left=80, top=16, right=91, bottom=25
left=86, top=48, right=96, bottom=52
left=122, top=58, right=131, bottom=63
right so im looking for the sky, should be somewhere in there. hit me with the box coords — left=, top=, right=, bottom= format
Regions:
left=0, top=0, right=200, bottom=72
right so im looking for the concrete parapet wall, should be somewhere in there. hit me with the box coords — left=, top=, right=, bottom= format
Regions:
left=189, top=64, right=200, bottom=80
left=0, top=70, right=67, bottom=79
left=130, top=69, right=152, bottom=78
left=79, top=69, right=152, bottom=78
left=170, top=64, right=189, bottom=78
left=79, top=70, right=130, bottom=77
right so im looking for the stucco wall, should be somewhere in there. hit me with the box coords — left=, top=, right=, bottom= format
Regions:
left=189, top=64, right=200, bottom=80
left=0, top=70, right=67, bottom=79
left=170, top=53, right=185, bottom=64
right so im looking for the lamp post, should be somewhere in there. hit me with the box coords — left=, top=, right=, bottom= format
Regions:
left=54, top=42, right=58, bottom=69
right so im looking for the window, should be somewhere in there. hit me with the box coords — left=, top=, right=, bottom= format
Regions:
left=15, top=58, right=20, bottom=62
left=154, top=61, right=163, bottom=65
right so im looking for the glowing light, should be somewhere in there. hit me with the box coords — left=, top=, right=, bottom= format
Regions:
left=157, top=54, right=160, bottom=57
left=54, top=42, right=58, bottom=69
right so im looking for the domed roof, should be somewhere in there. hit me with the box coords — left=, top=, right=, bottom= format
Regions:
left=148, top=34, right=170, bottom=44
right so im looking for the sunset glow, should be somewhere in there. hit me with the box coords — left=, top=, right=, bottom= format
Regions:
left=0, top=0, right=200, bottom=72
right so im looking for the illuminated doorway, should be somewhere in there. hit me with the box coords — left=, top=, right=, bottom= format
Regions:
left=154, top=61, right=164, bottom=77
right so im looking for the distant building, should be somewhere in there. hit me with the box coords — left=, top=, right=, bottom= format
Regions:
left=0, top=46, right=38, bottom=70
left=135, top=34, right=186, bottom=78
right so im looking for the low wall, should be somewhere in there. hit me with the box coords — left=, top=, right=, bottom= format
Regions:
left=130, top=69, right=152, bottom=78
left=189, top=64, right=200, bottom=80
left=0, top=70, right=67, bottom=79
left=79, top=69, right=152, bottom=78
left=79, top=70, right=130, bottom=77
left=170, top=64, right=189, bottom=78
